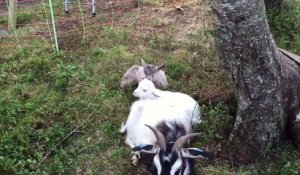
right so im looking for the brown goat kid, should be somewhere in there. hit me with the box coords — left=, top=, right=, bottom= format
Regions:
left=120, top=59, right=168, bottom=89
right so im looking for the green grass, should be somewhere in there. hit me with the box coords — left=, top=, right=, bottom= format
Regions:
left=1, top=0, right=300, bottom=174
left=0, top=17, right=7, bottom=24
left=267, top=0, right=300, bottom=54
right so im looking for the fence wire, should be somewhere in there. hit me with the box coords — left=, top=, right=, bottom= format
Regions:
left=0, top=0, right=210, bottom=54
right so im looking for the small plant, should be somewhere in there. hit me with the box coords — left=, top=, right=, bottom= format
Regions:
left=267, top=1, right=300, bottom=54
left=54, top=61, right=86, bottom=90
left=98, top=27, right=129, bottom=48
left=187, top=29, right=213, bottom=53
left=17, top=13, right=35, bottom=25
left=278, top=161, right=300, bottom=175
left=198, top=103, right=236, bottom=144
left=148, top=32, right=176, bottom=52
left=0, top=17, right=7, bottom=24
left=166, top=58, right=192, bottom=80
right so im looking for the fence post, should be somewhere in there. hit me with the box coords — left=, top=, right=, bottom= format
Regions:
left=48, top=0, right=60, bottom=55
left=64, top=0, right=69, bottom=13
left=92, top=0, right=96, bottom=17
left=8, top=0, right=17, bottom=32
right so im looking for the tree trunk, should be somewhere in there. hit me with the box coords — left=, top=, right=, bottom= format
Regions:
left=211, top=0, right=285, bottom=163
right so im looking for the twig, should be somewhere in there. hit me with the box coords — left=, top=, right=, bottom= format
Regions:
left=36, top=111, right=95, bottom=167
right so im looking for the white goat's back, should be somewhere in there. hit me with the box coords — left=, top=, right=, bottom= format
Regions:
left=159, top=92, right=201, bottom=124
left=124, top=99, right=193, bottom=147
left=133, top=79, right=201, bottom=124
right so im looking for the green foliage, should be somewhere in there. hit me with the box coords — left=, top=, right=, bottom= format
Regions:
left=147, top=20, right=177, bottom=52
left=54, top=61, right=86, bottom=89
left=278, top=161, right=300, bottom=175
left=98, top=27, right=129, bottom=48
left=198, top=103, right=236, bottom=144
left=0, top=17, right=7, bottom=24
left=0, top=98, right=40, bottom=174
left=19, top=56, right=53, bottom=83
left=17, top=13, right=35, bottom=24
left=187, top=29, right=213, bottom=53
left=267, top=1, right=300, bottom=54
left=149, top=31, right=175, bottom=51
left=166, top=58, right=192, bottom=79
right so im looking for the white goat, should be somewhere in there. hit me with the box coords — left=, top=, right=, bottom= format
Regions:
left=121, top=99, right=194, bottom=147
left=120, top=99, right=213, bottom=174
left=120, top=59, right=168, bottom=89
left=132, top=79, right=201, bottom=125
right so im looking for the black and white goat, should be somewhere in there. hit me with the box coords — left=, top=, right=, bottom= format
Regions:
left=120, top=99, right=213, bottom=175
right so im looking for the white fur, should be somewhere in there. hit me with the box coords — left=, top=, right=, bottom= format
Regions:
left=170, top=159, right=182, bottom=175
left=123, top=99, right=193, bottom=148
left=296, top=112, right=300, bottom=122
left=133, top=79, right=201, bottom=124
left=154, top=154, right=162, bottom=175
left=121, top=91, right=207, bottom=174
left=182, top=163, right=190, bottom=175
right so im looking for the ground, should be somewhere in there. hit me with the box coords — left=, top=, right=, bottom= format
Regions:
left=0, top=0, right=300, bottom=174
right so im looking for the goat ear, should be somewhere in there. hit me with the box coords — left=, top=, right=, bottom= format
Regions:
left=140, top=59, right=147, bottom=67
left=152, top=89, right=161, bottom=97
left=132, top=144, right=158, bottom=154
left=181, top=148, right=215, bottom=159
left=157, top=62, right=166, bottom=70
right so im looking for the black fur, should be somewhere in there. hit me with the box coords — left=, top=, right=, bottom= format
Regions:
left=139, top=121, right=194, bottom=175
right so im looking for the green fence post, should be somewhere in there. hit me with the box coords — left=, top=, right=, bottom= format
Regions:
left=48, top=0, right=59, bottom=55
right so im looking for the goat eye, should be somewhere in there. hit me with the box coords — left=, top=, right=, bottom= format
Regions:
left=143, top=89, right=147, bottom=92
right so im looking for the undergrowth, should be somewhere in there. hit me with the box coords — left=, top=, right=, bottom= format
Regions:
left=267, top=0, right=300, bottom=54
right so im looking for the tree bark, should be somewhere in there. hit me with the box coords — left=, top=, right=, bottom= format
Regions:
left=211, top=0, right=285, bottom=163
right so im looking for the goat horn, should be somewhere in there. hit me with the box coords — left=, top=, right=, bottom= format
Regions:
left=144, top=124, right=166, bottom=152
left=172, top=133, right=200, bottom=152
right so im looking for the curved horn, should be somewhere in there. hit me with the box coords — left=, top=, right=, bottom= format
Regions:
left=145, top=124, right=166, bottom=152
left=172, top=133, right=200, bottom=152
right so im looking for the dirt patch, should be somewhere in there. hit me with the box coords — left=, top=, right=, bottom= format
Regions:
left=117, top=1, right=212, bottom=43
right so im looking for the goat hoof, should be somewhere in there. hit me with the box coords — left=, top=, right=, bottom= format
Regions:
left=119, top=121, right=127, bottom=134
left=130, top=155, right=139, bottom=166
